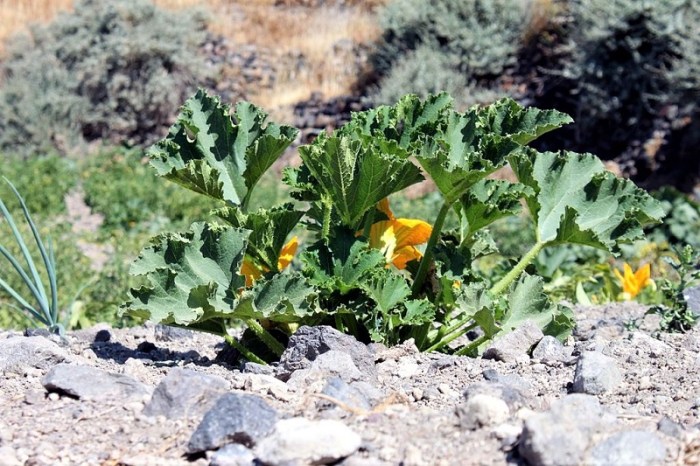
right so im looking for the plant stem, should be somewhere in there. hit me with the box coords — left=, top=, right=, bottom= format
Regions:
left=489, top=241, right=546, bottom=297
left=411, top=202, right=451, bottom=296
left=244, top=319, right=286, bottom=357
left=454, top=334, right=490, bottom=356
left=224, top=334, right=266, bottom=365
left=424, top=320, right=477, bottom=353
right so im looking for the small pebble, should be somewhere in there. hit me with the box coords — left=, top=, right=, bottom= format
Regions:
left=48, top=392, right=60, bottom=401
left=412, top=388, right=424, bottom=401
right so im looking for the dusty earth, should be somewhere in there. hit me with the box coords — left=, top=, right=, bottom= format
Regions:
left=1, top=302, right=700, bottom=466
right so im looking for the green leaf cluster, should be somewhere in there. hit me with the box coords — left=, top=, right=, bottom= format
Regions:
left=121, top=90, right=665, bottom=363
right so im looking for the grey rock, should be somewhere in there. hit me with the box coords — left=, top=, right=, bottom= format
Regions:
left=683, top=285, right=700, bottom=317
left=286, top=351, right=365, bottom=392
left=242, top=362, right=276, bottom=376
left=254, top=417, right=361, bottom=465
left=482, top=320, right=544, bottom=362
left=572, top=351, right=622, bottom=395
left=519, top=394, right=615, bottom=466
left=143, top=368, right=229, bottom=419
left=311, top=350, right=364, bottom=381
left=210, top=443, right=255, bottom=466
left=481, top=369, right=533, bottom=395
left=279, top=325, right=376, bottom=380
left=0, top=336, right=72, bottom=374
left=531, top=335, right=571, bottom=364
left=457, top=394, right=510, bottom=429
left=154, top=323, right=195, bottom=341
left=187, top=392, right=278, bottom=453
left=587, top=431, right=667, bottom=466
left=464, top=381, right=530, bottom=411
left=243, top=374, right=290, bottom=401
left=320, top=377, right=384, bottom=412
left=42, top=364, right=150, bottom=402
left=657, top=416, right=684, bottom=439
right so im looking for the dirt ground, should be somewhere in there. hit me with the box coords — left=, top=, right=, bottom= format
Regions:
left=1, top=302, right=699, bottom=465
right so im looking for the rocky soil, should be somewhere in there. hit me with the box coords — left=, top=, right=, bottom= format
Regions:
left=1, top=302, right=700, bottom=466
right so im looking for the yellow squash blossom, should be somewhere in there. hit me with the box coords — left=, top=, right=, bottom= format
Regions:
left=367, top=198, right=432, bottom=269
left=240, top=236, right=298, bottom=287
left=614, top=263, right=653, bottom=300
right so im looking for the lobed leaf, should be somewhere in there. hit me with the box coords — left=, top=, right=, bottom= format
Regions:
left=457, top=179, right=534, bottom=239
left=215, top=204, right=303, bottom=272
left=149, top=90, right=297, bottom=206
left=123, top=223, right=249, bottom=326
left=478, top=98, right=573, bottom=145
left=298, top=135, right=423, bottom=229
left=511, top=150, right=665, bottom=250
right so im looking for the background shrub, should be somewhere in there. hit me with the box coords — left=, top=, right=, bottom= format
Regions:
left=528, top=0, right=700, bottom=190
left=369, top=0, right=533, bottom=107
left=0, top=0, right=212, bottom=158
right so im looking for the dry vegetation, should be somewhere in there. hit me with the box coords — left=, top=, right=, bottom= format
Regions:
left=0, top=0, right=383, bottom=116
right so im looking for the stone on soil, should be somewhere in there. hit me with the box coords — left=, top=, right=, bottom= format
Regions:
left=519, top=394, right=615, bottom=466
left=143, top=367, right=229, bottom=419
left=187, top=392, right=278, bottom=453
left=531, top=335, right=571, bottom=364
left=210, top=443, right=256, bottom=466
left=587, top=431, right=667, bottom=466
left=464, top=380, right=531, bottom=411
left=42, top=363, right=150, bottom=402
left=254, top=417, right=361, bottom=465
left=319, top=377, right=384, bottom=412
left=572, top=351, right=622, bottom=395
left=457, top=394, right=510, bottom=429
left=0, top=336, right=72, bottom=374
left=279, top=325, right=376, bottom=379
left=482, top=320, right=544, bottom=362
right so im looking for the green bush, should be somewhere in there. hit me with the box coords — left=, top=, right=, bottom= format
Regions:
left=0, top=156, right=77, bottom=215
left=370, top=0, right=530, bottom=107
left=80, top=149, right=218, bottom=231
left=0, top=0, right=212, bottom=157
left=531, top=0, right=700, bottom=187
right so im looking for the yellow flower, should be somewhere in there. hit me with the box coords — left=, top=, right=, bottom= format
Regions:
left=614, top=263, right=652, bottom=300
left=240, top=236, right=299, bottom=287
left=367, top=198, right=432, bottom=269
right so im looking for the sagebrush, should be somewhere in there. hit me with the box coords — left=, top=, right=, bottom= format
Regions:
left=0, top=0, right=212, bottom=157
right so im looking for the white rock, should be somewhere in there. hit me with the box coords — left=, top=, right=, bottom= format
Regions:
left=458, top=394, right=510, bottom=429
left=396, top=359, right=420, bottom=378
left=255, top=417, right=361, bottom=465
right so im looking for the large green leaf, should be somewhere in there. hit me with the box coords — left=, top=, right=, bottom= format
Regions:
left=499, top=274, right=574, bottom=341
left=415, top=111, right=515, bottom=203
left=233, top=272, right=319, bottom=323
left=215, top=204, right=303, bottom=272
left=478, top=98, right=573, bottom=145
left=302, top=237, right=386, bottom=295
left=298, top=135, right=423, bottom=229
left=123, top=223, right=249, bottom=325
left=457, top=179, right=534, bottom=239
left=149, top=90, right=297, bottom=206
left=363, top=270, right=411, bottom=315
left=343, top=93, right=453, bottom=149
left=510, top=150, right=665, bottom=250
